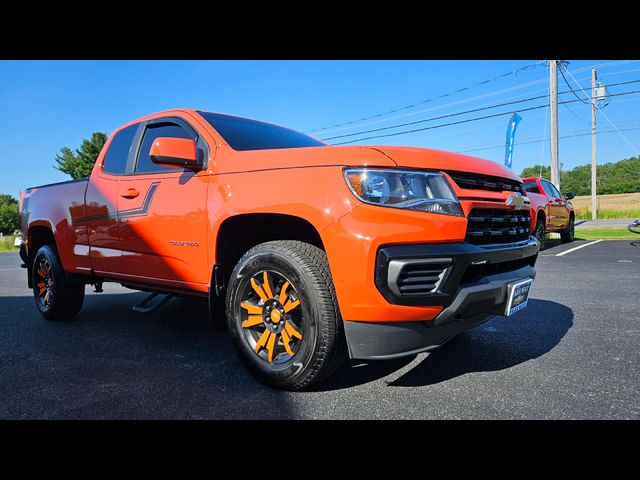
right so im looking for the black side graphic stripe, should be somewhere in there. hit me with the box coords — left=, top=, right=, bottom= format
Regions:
left=77, top=182, right=160, bottom=223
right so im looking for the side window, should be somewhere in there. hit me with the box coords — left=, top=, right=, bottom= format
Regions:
left=135, top=123, right=195, bottom=173
left=541, top=181, right=556, bottom=197
left=550, top=184, right=562, bottom=198
left=103, top=124, right=138, bottom=175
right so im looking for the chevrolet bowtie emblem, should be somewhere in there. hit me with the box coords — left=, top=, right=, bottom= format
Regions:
left=506, top=192, right=530, bottom=209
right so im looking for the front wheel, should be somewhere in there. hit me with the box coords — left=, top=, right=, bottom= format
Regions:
left=32, top=245, right=85, bottom=321
left=561, top=216, right=575, bottom=243
left=225, top=241, right=348, bottom=390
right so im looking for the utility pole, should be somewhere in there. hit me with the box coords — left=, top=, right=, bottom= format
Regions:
left=591, top=67, right=598, bottom=220
left=549, top=60, right=560, bottom=190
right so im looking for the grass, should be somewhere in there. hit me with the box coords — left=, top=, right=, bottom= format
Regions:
left=0, top=236, right=18, bottom=252
left=571, top=192, right=640, bottom=220
left=574, top=209, right=640, bottom=220
left=574, top=228, right=639, bottom=240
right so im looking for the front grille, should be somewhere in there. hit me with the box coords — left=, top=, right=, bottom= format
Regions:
left=447, top=171, right=526, bottom=195
left=460, top=257, right=536, bottom=284
left=466, top=208, right=531, bottom=245
left=396, top=261, right=450, bottom=295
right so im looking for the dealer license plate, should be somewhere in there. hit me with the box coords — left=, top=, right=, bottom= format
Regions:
left=505, top=278, right=533, bottom=316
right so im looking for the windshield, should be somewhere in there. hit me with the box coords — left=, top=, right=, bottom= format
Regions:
left=197, top=111, right=325, bottom=151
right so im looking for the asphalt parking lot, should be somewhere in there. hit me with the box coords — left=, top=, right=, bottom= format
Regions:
left=1, top=240, right=638, bottom=419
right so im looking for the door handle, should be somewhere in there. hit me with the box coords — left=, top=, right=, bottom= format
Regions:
left=120, top=188, right=139, bottom=199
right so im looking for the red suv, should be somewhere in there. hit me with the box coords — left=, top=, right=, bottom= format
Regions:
left=522, top=176, right=575, bottom=249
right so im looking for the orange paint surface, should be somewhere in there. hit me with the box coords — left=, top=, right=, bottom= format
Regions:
left=22, top=108, right=531, bottom=323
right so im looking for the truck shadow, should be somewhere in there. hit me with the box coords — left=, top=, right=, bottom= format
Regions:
left=314, top=299, right=573, bottom=391
left=0, top=277, right=573, bottom=410
left=0, top=290, right=297, bottom=419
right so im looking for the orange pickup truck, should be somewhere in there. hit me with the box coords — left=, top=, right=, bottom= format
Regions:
left=19, top=109, right=539, bottom=390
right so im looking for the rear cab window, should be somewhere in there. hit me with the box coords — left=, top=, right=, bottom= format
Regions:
left=102, top=124, right=138, bottom=175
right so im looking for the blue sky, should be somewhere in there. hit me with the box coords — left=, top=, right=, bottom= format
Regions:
left=1, top=60, right=639, bottom=197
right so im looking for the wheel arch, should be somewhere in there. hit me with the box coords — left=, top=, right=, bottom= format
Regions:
left=213, top=213, right=325, bottom=298
left=26, top=224, right=56, bottom=288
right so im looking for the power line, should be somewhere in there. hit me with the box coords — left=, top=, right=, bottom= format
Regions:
left=563, top=67, right=640, bottom=156
left=332, top=66, right=640, bottom=137
left=453, top=122, right=640, bottom=153
left=559, top=64, right=590, bottom=105
left=330, top=89, right=640, bottom=145
left=316, top=70, right=627, bottom=138
left=322, top=79, right=640, bottom=142
left=307, top=60, right=639, bottom=134
left=399, top=97, right=640, bottom=146
left=315, top=75, right=562, bottom=136
left=305, top=61, right=546, bottom=133
left=561, top=102, right=590, bottom=124
left=456, top=126, right=640, bottom=154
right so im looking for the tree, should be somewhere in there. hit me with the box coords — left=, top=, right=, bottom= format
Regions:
left=0, top=194, right=18, bottom=235
left=519, top=157, right=640, bottom=196
left=520, top=165, right=551, bottom=180
left=54, top=132, right=108, bottom=179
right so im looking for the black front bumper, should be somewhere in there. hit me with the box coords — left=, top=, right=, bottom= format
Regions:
left=345, top=238, right=539, bottom=360
left=374, top=237, right=539, bottom=307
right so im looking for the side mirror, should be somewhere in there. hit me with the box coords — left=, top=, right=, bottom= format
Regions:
left=149, top=137, right=201, bottom=170
left=564, top=192, right=575, bottom=200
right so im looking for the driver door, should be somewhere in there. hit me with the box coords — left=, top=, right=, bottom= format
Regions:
left=117, top=117, right=211, bottom=291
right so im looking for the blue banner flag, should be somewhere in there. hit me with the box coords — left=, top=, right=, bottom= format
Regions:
left=504, top=113, right=522, bottom=169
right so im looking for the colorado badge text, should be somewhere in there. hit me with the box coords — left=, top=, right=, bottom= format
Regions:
left=169, top=241, right=200, bottom=247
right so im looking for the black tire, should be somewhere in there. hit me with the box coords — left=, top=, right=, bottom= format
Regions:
left=561, top=215, right=575, bottom=243
left=32, top=245, right=85, bottom=321
left=225, top=240, right=348, bottom=391
left=534, top=217, right=546, bottom=251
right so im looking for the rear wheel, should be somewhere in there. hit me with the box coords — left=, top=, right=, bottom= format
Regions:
left=561, top=215, right=575, bottom=243
left=534, top=217, right=546, bottom=250
left=32, top=245, right=85, bottom=321
left=225, top=240, right=348, bottom=390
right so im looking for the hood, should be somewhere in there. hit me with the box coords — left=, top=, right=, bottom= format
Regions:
left=214, top=145, right=397, bottom=173
left=369, top=146, right=522, bottom=182
left=214, top=143, right=521, bottom=183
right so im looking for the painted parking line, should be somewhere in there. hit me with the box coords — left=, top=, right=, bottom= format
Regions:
left=555, top=239, right=603, bottom=257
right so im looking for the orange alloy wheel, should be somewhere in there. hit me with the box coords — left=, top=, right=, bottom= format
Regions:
left=35, top=257, right=55, bottom=309
left=239, top=270, right=304, bottom=364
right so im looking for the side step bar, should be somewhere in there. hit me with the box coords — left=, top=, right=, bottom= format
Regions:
left=132, top=291, right=174, bottom=314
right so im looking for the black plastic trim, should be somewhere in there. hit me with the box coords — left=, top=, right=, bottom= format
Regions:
left=375, top=238, right=539, bottom=307
left=150, top=154, right=201, bottom=170
left=344, top=314, right=493, bottom=360
left=131, top=117, right=207, bottom=174
left=346, top=264, right=536, bottom=360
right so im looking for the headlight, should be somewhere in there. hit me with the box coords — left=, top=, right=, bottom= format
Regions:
left=344, top=168, right=463, bottom=216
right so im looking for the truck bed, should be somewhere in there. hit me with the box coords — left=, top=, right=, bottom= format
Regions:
left=21, top=177, right=90, bottom=274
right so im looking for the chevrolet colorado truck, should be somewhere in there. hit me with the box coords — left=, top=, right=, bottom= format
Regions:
left=19, top=109, right=539, bottom=390
left=522, top=176, right=575, bottom=250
